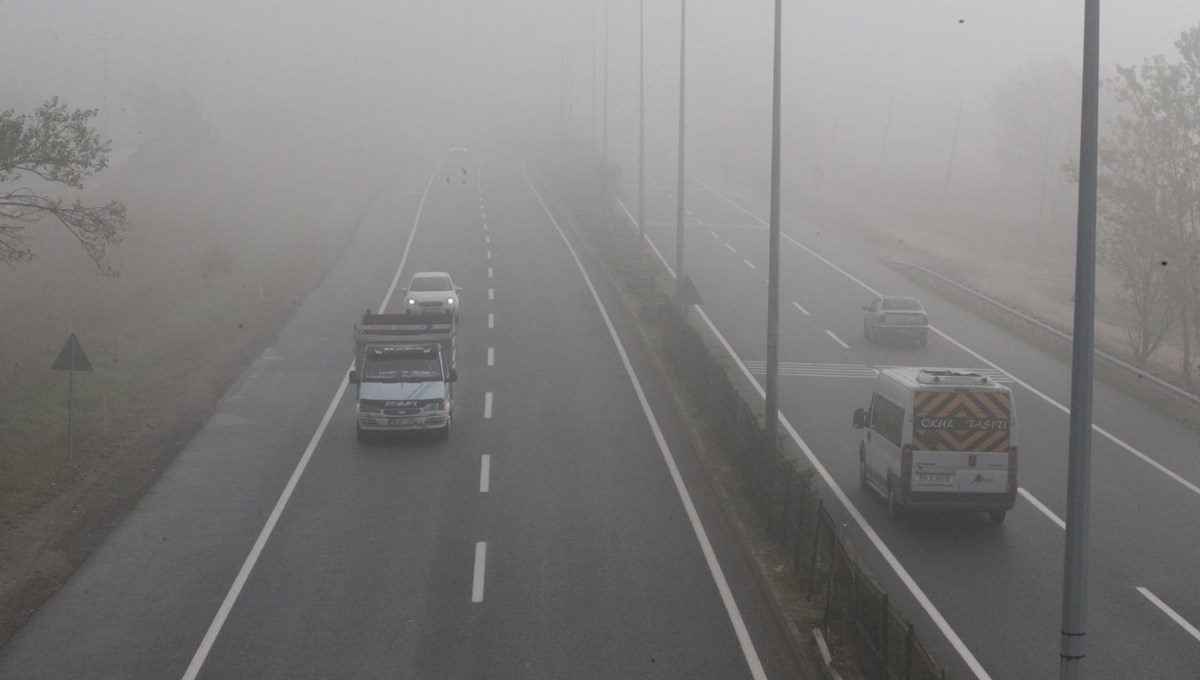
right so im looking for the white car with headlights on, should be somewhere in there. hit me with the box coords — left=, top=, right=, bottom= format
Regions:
left=402, top=272, right=461, bottom=317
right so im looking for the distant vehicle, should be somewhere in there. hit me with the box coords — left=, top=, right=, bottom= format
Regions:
left=862, top=295, right=928, bottom=346
left=852, top=368, right=1018, bottom=524
left=350, top=311, right=457, bottom=442
left=403, top=272, right=461, bottom=317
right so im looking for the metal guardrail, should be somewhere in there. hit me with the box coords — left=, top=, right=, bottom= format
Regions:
left=884, top=259, right=1200, bottom=408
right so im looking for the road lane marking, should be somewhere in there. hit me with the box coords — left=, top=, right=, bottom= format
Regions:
left=690, top=305, right=993, bottom=680
left=488, top=288, right=494, bottom=300
left=617, top=198, right=675, bottom=275
left=488, top=267, right=493, bottom=278
left=482, top=211, right=487, bottom=221
left=484, top=392, right=492, bottom=419
left=523, top=163, right=768, bottom=680
left=487, top=347, right=494, bottom=366
left=792, top=301, right=810, bottom=316
left=1137, top=587, right=1200, bottom=643
left=725, top=243, right=737, bottom=253
left=744, top=259, right=757, bottom=271
left=484, top=223, right=489, bottom=231
left=480, top=455, right=490, bottom=493
left=710, top=229, right=720, bottom=238
left=689, top=171, right=1200, bottom=504
left=1017, top=488, right=1065, bottom=529
left=180, top=163, right=443, bottom=680
left=487, top=251, right=492, bottom=260
left=825, top=330, right=849, bottom=349
left=488, top=312, right=494, bottom=329
left=472, top=542, right=487, bottom=603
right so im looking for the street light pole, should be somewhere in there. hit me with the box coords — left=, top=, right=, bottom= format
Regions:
left=764, top=0, right=783, bottom=459
left=1059, top=0, right=1100, bottom=678
left=674, top=0, right=687, bottom=303
left=638, top=0, right=646, bottom=235
left=602, top=0, right=610, bottom=161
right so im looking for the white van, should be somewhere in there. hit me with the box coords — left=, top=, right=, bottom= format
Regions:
left=852, top=368, right=1018, bottom=524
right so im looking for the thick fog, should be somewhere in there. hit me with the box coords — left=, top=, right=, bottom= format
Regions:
left=1, top=0, right=1198, bottom=279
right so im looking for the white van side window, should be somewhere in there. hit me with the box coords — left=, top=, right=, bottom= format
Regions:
left=869, top=394, right=905, bottom=448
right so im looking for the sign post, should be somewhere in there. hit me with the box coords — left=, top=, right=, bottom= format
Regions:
left=51, top=334, right=93, bottom=460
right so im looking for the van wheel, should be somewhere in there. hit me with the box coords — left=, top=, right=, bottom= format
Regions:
left=988, top=510, right=1007, bottom=525
left=438, top=420, right=451, bottom=441
left=887, top=477, right=904, bottom=520
left=356, top=425, right=369, bottom=444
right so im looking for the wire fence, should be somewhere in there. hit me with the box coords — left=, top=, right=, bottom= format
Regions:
left=661, top=301, right=948, bottom=680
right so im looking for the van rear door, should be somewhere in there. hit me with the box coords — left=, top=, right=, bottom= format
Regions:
left=911, top=390, right=1012, bottom=494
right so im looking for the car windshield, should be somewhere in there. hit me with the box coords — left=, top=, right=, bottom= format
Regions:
left=881, top=298, right=923, bottom=311
left=409, top=276, right=453, bottom=292
left=363, top=355, right=442, bottom=381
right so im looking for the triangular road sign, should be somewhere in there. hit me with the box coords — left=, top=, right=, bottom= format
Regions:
left=51, top=333, right=93, bottom=372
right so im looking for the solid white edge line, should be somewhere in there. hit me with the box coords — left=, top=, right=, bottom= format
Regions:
left=690, top=306, right=993, bottom=680
left=792, top=301, right=810, bottom=316
left=522, top=163, right=768, bottom=680
left=694, top=172, right=1200, bottom=502
left=488, top=313, right=494, bottom=329
left=472, top=542, right=487, bottom=603
left=1017, top=488, right=1065, bottom=529
left=1137, top=587, right=1200, bottom=643
left=487, top=347, right=494, bottom=367
left=825, top=330, right=849, bottom=349
left=480, top=455, right=491, bottom=493
left=484, top=391, right=493, bottom=419
left=180, top=164, right=441, bottom=680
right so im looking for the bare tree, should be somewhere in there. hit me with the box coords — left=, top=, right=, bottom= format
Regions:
left=0, top=97, right=127, bottom=275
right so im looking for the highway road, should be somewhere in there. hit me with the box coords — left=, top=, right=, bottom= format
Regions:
left=0, top=149, right=805, bottom=679
left=617, top=162, right=1200, bottom=679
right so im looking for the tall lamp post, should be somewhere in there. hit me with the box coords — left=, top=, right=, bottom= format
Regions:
left=638, top=0, right=645, bottom=235
left=763, top=0, right=783, bottom=460
left=1059, top=0, right=1100, bottom=677
left=674, top=0, right=687, bottom=304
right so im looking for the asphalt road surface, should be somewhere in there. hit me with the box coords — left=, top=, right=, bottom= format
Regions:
left=616, top=162, right=1200, bottom=679
left=0, top=149, right=805, bottom=679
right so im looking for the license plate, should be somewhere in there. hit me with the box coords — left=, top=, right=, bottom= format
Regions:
left=917, top=473, right=953, bottom=484
left=389, top=417, right=417, bottom=426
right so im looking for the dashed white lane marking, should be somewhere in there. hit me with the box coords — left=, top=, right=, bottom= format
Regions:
left=725, top=243, right=737, bottom=253
left=484, top=223, right=489, bottom=231
left=487, top=347, right=494, bottom=366
left=479, top=455, right=490, bottom=493
left=487, top=267, right=493, bottom=278
left=485, top=235, right=491, bottom=245
left=1137, top=587, right=1200, bottom=643
left=481, top=211, right=487, bottom=221
left=484, top=392, right=493, bottom=419
left=487, top=251, right=492, bottom=260
left=710, top=229, right=720, bottom=238
left=488, top=288, right=494, bottom=300
left=472, top=542, right=487, bottom=603
left=488, top=313, right=494, bottom=329
left=1018, top=488, right=1065, bottom=529
left=685, top=208, right=693, bottom=216
left=792, top=301, right=810, bottom=316
left=522, top=162, right=768, bottom=680
left=825, top=330, right=850, bottom=349
left=744, top=259, right=757, bottom=271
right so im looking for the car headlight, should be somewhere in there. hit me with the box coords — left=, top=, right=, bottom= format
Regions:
left=447, top=297, right=455, bottom=305
left=407, top=298, right=416, bottom=305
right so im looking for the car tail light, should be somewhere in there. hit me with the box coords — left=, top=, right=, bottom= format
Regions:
left=901, top=444, right=913, bottom=498
left=1008, top=446, right=1018, bottom=489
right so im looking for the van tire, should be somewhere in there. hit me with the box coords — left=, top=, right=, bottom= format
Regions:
left=356, top=424, right=370, bottom=444
left=887, top=477, right=904, bottom=520
left=988, top=510, right=1007, bottom=525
